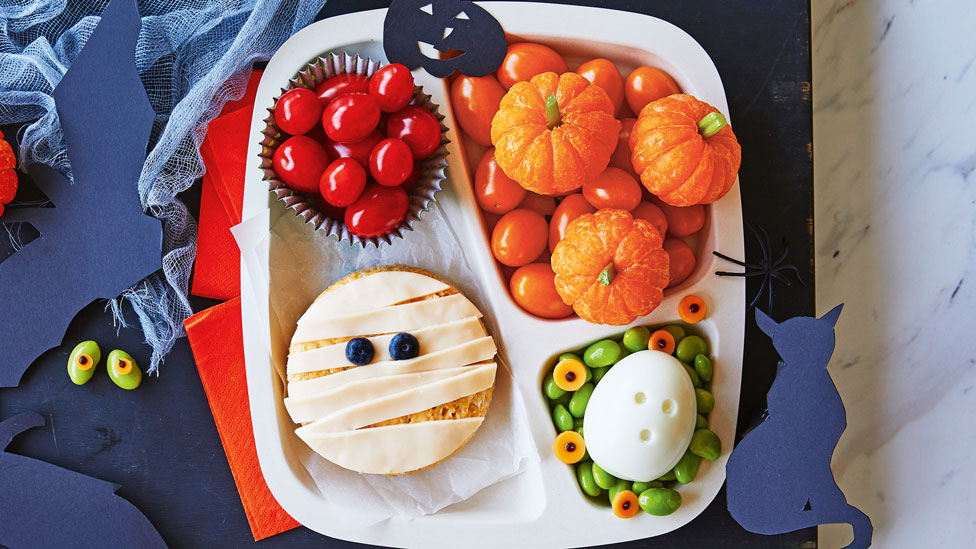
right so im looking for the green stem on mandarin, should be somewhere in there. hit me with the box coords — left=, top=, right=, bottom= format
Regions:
left=597, top=262, right=615, bottom=286
left=546, top=93, right=561, bottom=128
left=697, top=111, right=727, bottom=139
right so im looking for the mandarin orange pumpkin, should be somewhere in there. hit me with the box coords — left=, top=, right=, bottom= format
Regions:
left=629, top=94, right=741, bottom=207
left=551, top=209, right=669, bottom=325
left=490, top=72, right=620, bottom=195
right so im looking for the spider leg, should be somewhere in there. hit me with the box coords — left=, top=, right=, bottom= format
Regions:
left=770, top=270, right=793, bottom=285
left=716, top=270, right=769, bottom=278
left=777, top=264, right=805, bottom=286
left=713, top=251, right=763, bottom=270
left=770, top=244, right=791, bottom=269
left=749, top=222, right=772, bottom=265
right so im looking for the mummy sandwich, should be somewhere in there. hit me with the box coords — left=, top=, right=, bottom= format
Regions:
left=284, top=266, right=497, bottom=475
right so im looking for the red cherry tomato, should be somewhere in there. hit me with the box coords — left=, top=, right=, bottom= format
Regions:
left=510, top=263, right=574, bottom=319
left=402, top=162, right=421, bottom=192
left=315, top=73, right=370, bottom=105
left=549, top=194, right=595, bottom=253
left=322, top=92, right=380, bottom=143
left=450, top=75, right=506, bottom=147
left=576, top=58, right=624, bottom=114
left=496, top=43, right=568, bottom=89
left=518, top=192, right=557, bottom=217
left=386, top=105, right=441, bottom=160
left=625, top=66, right=680, bottom=115
left=345, top=184, right=409, bottom=237
left=475, top=148, right=526, bottom=214
left=313, top=193, right=346, bottom=221
left=582, top=167, right=642, bottom=210
left=369, top=138, right=414, bottom=186
left=272, top=135, right=331, bottom=193
left=631, top=201, right=668, bottom=236
left=322, top=130, right=382, bottom=166
left=610, top=118, right=638, bottom=174
left=319, top=157, right=367, bottom=207
left=663, top=237, right=696, bottom=287
left=653, top=198, right=705, bottom=237
left=491, top=208, right=548, bottom=267
left=274, top=88, right=323, bottom=136
left=369, top=63, right=414, bottom=112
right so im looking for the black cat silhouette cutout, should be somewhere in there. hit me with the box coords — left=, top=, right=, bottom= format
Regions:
left=726, top=305, right=873, bottom=548
left=0, top=0, right=162, bottom=388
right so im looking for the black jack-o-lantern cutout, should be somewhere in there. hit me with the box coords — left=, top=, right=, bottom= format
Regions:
left=383, top=0, right=507, bottom=78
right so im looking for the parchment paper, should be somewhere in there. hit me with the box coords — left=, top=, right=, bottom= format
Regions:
left=234, top=199, right=537, bottom=523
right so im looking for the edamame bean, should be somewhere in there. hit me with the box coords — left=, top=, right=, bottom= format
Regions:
left=555, top=392, right=572, bottom=408
left=544, top=373, right=566, bottom=400
left=673, top=451, right=700, bottom=484
left=552, top=404, right=574, bottom=432
left=682, top=362, right=701, bottom=388
left=609, top=478, right=632, bottom=504
left=690, top=428, right=722, bottom=461
left=558, top=352, right=582, bottom=364
left=694, top=354, right=713, bottom=382
left=675, top=335, right=708, bottom=363
left=592, top=366, right=610, bottom=384
left=638, top=488, right=682, bottom=516
left=617, top=345, right=631, bottom=360
left=592, top=462, right=617, bottom=489
left=695, top=388, right=715, bottom=414
left=577, top=461, right=602, bottom=497
left=569, top=383, right=596, bottom=418
left=657, top=470, right=676, bottom=482
left=632, top=481, right=662, bottom=494
left=573, top=417, right=584, bottom=431
left=662, top=324, right=686, bottom=343
left=583, top=340, right=621, bottom=368
left=622, top=326, right=651, bottom=352
left=696, top=414, right=709, bottom=429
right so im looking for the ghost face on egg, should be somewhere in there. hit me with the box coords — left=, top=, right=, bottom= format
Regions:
left=584, top=350, right=698, bottom=482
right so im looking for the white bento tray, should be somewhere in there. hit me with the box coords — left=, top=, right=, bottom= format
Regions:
left=240, top=3, right=744, bottom=547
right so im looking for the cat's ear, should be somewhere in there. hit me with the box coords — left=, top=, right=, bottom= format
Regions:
left=0, top=412, right=44, bottom=452
left=755, top=308, right=778, bottom=337
left=819, top=304, right=844, bottom=327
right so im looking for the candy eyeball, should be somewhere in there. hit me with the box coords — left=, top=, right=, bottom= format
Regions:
left=68, top=340, right=101, bottom=386
left=107, top=349, right=142, bottom=390
left=583, top=350, right=697, bottom=482
left=389, top=332, right=419, bottom=360
left=345, top=337, right=375, bottom=366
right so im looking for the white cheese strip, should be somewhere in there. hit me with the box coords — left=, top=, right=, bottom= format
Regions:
left=291, top=293, right=480, bottom=345
left=297, top=418, right=484, bottom=475
left=298, top=271, right=449, bottom=324
left=286, top=316, right=487, bottom=375
left=297, top=363, right=496, bottom=434
left=284, top=365, right=485, bottom=423
left=287, top=337, right=497, bottom=398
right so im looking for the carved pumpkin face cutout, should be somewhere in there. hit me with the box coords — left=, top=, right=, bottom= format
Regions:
left=384, top=0, right=507, bottom=78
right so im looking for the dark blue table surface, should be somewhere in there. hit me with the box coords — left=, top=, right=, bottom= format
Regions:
left=0, top=1, right=815, bottom=547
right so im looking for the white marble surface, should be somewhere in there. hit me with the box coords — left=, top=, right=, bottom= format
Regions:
left=813, top=0, right=976, bottom=546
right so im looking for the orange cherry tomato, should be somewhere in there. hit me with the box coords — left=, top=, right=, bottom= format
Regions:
left=582, top=167, right=642, bottom=211
left=632, top=201, right=668, bottom=236
left=610, top=117, right=638, bottom=174
left=491, top=208, right=549, bottom=267
left=475, top=148, right=526, bottom=214
left=519, top=192, right=557, bottom=217
left=625, top=66, right=680, bottom=115
left=496, top=42, right=569, bottom=89
left=653, top=198, right=705, bottom=237
left=549, top=193, right=595, bottom=252
left=510, top=263, right=574, bottom=319
left=663, top=238, right=696, bottom=287
left=576, top=58, right=624, bottom=113
left=483, top=211, right=502, bottom=236
left=450, top=75, right=506, bottom=147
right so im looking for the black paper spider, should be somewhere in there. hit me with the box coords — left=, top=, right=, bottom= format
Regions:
left=713, top=223, right=804, bottom=311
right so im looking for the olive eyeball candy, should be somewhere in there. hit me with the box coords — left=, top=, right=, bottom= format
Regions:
left=107, top=349, right=142, bottom=390
left=68, top=340, right=101, bottom=385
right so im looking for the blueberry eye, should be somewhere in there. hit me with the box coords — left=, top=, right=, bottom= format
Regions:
left=389, top=333, right=420, bottom=360
left=345, top=337, right=375, bottom=366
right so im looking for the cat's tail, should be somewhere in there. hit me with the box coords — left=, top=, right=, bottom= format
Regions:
left=841, top=504, right=873, bottom=549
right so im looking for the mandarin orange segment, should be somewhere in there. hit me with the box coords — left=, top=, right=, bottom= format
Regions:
left=679, top=295, right=707, bottom=323
left=553, top=431, right=586, bottom=464
left=554, top=359, right=587, bottom=391
left=649, top=329, right=676, bottom=354
left=612, top=489, right=640, bottom=518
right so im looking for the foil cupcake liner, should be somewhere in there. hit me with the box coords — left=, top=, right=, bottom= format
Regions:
left=258, top=51, right=450, bottom=247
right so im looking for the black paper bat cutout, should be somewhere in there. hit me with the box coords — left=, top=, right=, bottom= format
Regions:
left=0, top=0, right=162, bottom=388
left=0, top=412, right=166, bottom=547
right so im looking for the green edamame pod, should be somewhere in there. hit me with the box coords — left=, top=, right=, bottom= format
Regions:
left=662, top=325, right=686, bottom=343
left=696, top=414, right=709, bottom=429
left=573, top=417, right=584, bottom=431
left=569, top=383, right=596, bottom=418
left=544, top=373, right=566, bottom=400
left=67, top=340, right=101, bottom=386
left=552, top=404, right=574, bottom=432
left=617, top=345, right=631, bottom=360
left=694, top=354, right=713, bottom=382
left=622, top=326, right=651, bottom=352
left=555, top=391, right=572, bottom=407
left=591, top=462, right=617, bottom=490
left=638, top=488, right=682, bottom=516
left=557, top=352, right=582, bottom=364
left=583, top=340, right=621, bottom=368
left=592, top=366, right=610, bottom=384
left=674, top=451, right=700, bottom=484
left=632, top=480, right=663, bottom=494
left=609, top=478, right=632, bottom=505
left=576, top=461, right=602, bottom=497
left=675, top=335, right=708, bottom=363
left=690, top=428, right=722, bottom=461
left=657, top=470, right=676, bottom=482
left=682, top=362, right=701, bottom=388
left=695, top=388, right=715, bottom=414
left=107, top=349, right=142, bottom=390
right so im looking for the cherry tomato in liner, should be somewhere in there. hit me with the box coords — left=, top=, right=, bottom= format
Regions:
left=272, top=135, right=331, bottom=194
left=319, top=157, right=367, bottom=207
left=369, top=63, right=415, bottom=113
left=322, top=130, right=383, bottom=167
left=322, top=92, right=380, bottom=143
left=345, top=184, right=409, bottom=238
left=315, top=73, right=370, bottom=105
left=369, top=138, right=414, bottom=186
left=274, top=88, right=323, bottom=136
left=386, top=105, right=441, bottom=160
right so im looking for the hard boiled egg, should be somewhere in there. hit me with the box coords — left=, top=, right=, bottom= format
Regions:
left=584, top=350, right=697, bottom=482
